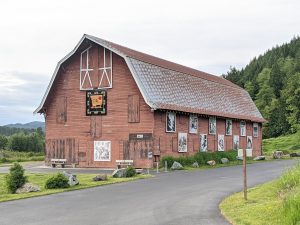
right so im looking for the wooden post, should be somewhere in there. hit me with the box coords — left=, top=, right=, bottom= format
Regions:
left=243, top=148, right=247, bottom=200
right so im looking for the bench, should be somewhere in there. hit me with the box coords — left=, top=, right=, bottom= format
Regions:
left=116, top=160, right=133, bottom=168
left=51, top=159, right=67, bottom=168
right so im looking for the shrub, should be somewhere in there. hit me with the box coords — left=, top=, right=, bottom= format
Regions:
left=0, top=157, right=8, bottom=163
left=5, top=163, right=27, bottom=193
left=161, top=156, right=175, bottom=168
left=125, top=166, right=136, bottom=177
left=45, top=173, right=70, bottom=189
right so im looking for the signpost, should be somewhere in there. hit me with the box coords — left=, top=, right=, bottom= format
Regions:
left=243, top=148, right=247, bottom=200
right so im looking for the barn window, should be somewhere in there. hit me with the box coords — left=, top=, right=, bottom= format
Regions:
left=253, top=123, right=259, bottom=137
left=128, top=95, right=140, bottom=123
left=240, top=121, right=246, bottom=136
left=80, top=46, right=112, bottom=90
left=56, top=97, right=67, bottom=124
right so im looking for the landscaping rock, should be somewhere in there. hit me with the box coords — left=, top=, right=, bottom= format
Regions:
left=253, top=156, right=266, bottom=161
left=236, top=156, right=243, bottom=161
left=92, top=174, right=108, bottom=181
left=290, top=152, right=300, bottom=157
left=16, top=183, right=40, bottom=194
left=62, top=171, right=79, bottom=186
left=171, top=161, right=183, bottom=170
left=273, top=151, right=283, bottom=159
left=112, top=168, right=126, bottom=178
left=207, top=160, right=216, bottom=166
left=192, top=162, right=199, bottom=168
left=221, top=158, right=229, bottom=164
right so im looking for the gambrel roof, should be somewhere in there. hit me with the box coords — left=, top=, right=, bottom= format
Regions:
left=35, top=34, right=265, bottom=122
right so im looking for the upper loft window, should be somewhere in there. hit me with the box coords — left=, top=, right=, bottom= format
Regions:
left=80, top=46, right=112, bottom=90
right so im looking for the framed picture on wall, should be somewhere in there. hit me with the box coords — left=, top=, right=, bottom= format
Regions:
left=209, top=117, right=216, bottom=134
left=189, top=115, right=198, bottom=134
left=94, top=141, right=111, bottom=161
left=247, top=136, right=253, bottom=149
left=178, top=132, right=187, bottom=152
left=218, top=134, right=225, bottom=151
left=253, top=123, right=258, bottom=137
left=233, top=135, right=239, bottom=150
left=199, top=134, right=208, bottom=152
left=240, top=121, right=246, bottom=137
left=225, top=119, right=232, bottom=135
left=166, top=112, right=176, bottom=132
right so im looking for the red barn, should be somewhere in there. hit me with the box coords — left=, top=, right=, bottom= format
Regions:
left=35, top=34, right=265, bottom=168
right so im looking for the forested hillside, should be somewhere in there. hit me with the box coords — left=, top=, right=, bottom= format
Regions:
left=223, top=37, right=300, bottom=138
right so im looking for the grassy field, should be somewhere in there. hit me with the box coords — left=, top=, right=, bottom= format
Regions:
left=263, top=131, right=300, bottom=155
left=220, top=162, right=300, bottom=225
left=0, top=173, right=152, bottom=202
left=0, top=150, right=44, bottom=164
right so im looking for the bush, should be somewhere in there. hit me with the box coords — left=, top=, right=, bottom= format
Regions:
left=5, top=163, right=27, bottom=193
left=45, top=173, right=70, bottom=189
left=125, top=166, right=136, bottom=177
left=160, top=150, right=238, bottom=168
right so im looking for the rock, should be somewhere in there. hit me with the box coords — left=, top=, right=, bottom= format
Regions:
left=236, top=156, right=243, bottom=161
left=192, top=162, right=199, bottom=168
left=171, top=161, right=183, bottom=170
left=92, top=174, right=108, bottom=181
left=112, top=168, right=126, bottom=178
left=290, top=152, right=300, bottom=157
left=253, top=155, right=265, bottom=161
left=16, top=183, right=40, bottom=194
left=221, top=158, right=229, bottom=164
left=62, top=171, right=79, bottom=186
left=273, top=151, right=283, bottom=159
left=207, top=160, right=216, bottom=166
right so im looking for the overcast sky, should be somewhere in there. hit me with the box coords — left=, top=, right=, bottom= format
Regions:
left=0, top=0, right=299, bottom=125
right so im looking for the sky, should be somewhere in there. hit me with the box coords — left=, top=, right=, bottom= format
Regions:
left=0, top=0, right=299, bottom=125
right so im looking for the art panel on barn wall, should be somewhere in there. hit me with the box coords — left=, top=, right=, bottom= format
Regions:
left=86, top=90, right=107, bottom=115
left=233, top=135, right=239, bottom=150
left=166, top=112, right=176, bottom=132
left=94, top=141, right=111, bottom=161
left=178, top=132, right=187, bottom=152
left=225, top=119, right=232, bottom=135
left=240, top=121, right=246, bottom=136
left=189, top=115, right=198, bottom=134
left=218, top=134, right=225, bottom=151
left=199, top=134, right=208, bottom=152
left=209, top=117, right=216, bottom=134
left=247, top=136, right=253, bottom=149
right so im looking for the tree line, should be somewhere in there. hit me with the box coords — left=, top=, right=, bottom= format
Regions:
left=0, top=127, right=44, bottom=152
left=223, top=36, right=300, bottom=138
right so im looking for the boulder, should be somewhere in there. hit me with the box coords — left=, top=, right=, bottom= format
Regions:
left=273, top=151, right=283, bottom=159
left=207, top=160, right=216, bottom=166
left=93, top=174, right=108, bottom=181
left=171, top=161, right=183, bottom=170
left=112, top=168, right=126, bottom=178
left=236, top=156, right=243, bottom=161
left=62, top=171, right=79, bottom=186
left=192, top=162, right=199, bottom=168
left=16, top=183, right=40, bottom=194
left=253, top=155, right=265, bottom=161
left=221, top=158, right=229, bottom=164
left=290, top=152, right=300, bottom=157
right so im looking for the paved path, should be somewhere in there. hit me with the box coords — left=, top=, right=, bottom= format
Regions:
left=0, top=160, right=296, bottom=225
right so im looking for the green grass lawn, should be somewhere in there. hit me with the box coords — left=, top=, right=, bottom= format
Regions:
left=263, top=131, right=300, bottom=156
left=0, top=173, right=152, bottom=202
left=220, top=163, right=300, bottom=225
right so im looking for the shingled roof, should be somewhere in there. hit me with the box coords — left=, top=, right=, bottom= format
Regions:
left=35, top=34, right=265, bottom=123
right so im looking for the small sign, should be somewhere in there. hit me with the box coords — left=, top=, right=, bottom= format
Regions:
left=86, top=90, right=107, bottom=116
left=137, top=134, right=144, bottom=139
left=148, top=151, right=153, bottom=159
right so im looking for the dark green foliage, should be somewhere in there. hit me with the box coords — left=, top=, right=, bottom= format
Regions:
left=45, top=173, right=70, bottom=189
left=161, top=151, right=238, bottom=168
left=223, top=36, right=300, bottom=138
left=125, top=166, right=136, bottom=177
left=7, top=132, right=44, bottom=152
left=0, top=135, right=8, bottom=149
left=5, top=163, right=27, bottom=193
